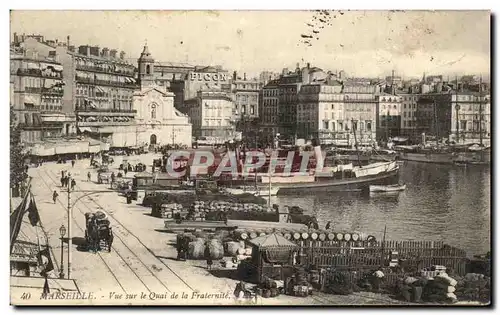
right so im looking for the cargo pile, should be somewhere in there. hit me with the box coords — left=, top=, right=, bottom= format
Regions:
left=257, top=277, right=283, bottom=298
left=454, top=273, right=490, bottom=303
left=220, top=241, right=253, bottom=268
left=232, top=228, right=364, bottom=243
left=176, top=232, right=225, bottom=260
left=324, top=270, right=357, bottom=295
left=285, top=267, right=313, bottom=297
left=153, top=203, right=184, bottom=219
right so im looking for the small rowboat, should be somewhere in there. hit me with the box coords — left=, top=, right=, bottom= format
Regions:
left=369, top=184, right=406, bottom=193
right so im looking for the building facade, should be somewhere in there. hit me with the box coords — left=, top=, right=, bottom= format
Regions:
left=342, top=84, right=379, bottom=146
left=132, top=45, right=192, bottom=147
left=187, top=90, right=235, bottom=140
left=10, top=45, right=70, bottom=143
left=297, top=83, right=344, bottom=144
left=231, top=72, right=260, bottom=119
left=259, top=79, right=279, bottom=136
left=376, top=93, right=402, bottom=140
left=399, top=93, right=419, bottom=141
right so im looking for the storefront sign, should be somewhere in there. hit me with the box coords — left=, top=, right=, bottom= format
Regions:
left=190, top=72, right=228, bottom=82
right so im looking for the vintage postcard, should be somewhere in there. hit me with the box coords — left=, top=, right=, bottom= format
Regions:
left=9, top=10, right=490, bottom=306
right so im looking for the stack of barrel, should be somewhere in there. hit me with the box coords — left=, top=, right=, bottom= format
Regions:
left=161, top=203, right=184, bottom=221
left=188, top=200, right=207, bottom=221
left=232, top=228, right=363, bottom=244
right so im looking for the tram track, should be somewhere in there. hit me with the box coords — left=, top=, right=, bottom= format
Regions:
left=34, top=168, right=129, bottom=294
left=41, top=167, right=193, bottom=294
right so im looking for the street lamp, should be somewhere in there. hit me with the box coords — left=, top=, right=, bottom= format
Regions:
left=59, top=224, right=66, bottom=279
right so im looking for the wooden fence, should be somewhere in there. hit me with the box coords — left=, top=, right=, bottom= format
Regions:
left=266, top=240, right=468, bottom=277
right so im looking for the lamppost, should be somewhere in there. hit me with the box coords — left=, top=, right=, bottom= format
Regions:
left=59, top=224, right=66, bottom=279
left=455, top=104, right=461, bottom=144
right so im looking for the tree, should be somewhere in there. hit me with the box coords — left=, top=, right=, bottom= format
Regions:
left=10, top=106, right=27, bottom=189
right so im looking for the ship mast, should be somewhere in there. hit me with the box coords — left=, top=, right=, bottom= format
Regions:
left=351, top=118, right=362, bottom=167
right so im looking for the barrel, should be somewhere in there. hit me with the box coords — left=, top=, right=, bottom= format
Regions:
left=310, top=232, right=318, bottom=240
left=318, top=233, right=326, bottom=241
left=249, top=231, right=258, bottom=239
left=327, top=233, right=335, bottom=241
left=284, top=232, right=292, bottom=240
left=344, top=233, right=351, bottom=241
left=293, top=232, right=301, bottom=240
left=301, top=232, right=309, bottom=240
left=351, top=233, right=360, bottom=241
left=336, top=233, right=344, bottom=241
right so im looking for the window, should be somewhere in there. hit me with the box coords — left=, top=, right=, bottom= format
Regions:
left=366, top=121, right=372, bottom=131
left=151, top=104, right=157, bottom=119
left=250, top=105, right=255, bottom=115
left=404, top=104, right=407, bottom=109
left=331, top=104, right=335, bottom=110
left=241, top=105, right=246, bottom=114
left=146, top=64, right=151, bottom=75
left=323, top=121, right=329, bottom=129
left=404, top=112, right=407, bottom=118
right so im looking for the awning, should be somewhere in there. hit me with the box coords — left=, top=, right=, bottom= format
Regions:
left=24, top=96, right=36, bottom=105
left=43, top=79, right=55, bottom=88
left=27, top=62, right=39, bottom=70
left=48, top=64, right=63, bottom=71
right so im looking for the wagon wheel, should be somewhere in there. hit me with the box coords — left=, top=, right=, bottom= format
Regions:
left=111, top=182, right=118, bottom=189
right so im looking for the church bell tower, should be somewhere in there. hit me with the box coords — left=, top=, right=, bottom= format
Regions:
left=138, top=43, right=155, bottom=89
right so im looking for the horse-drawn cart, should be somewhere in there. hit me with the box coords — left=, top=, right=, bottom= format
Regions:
left=84, top=211, right=113, bottom=252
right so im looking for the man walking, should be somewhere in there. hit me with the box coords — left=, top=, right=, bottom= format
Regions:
left=52, top=191, right=59, bottom=204
left=71, top=160, right=75, bottom=168
left=71, top=178, right=76, bottom=191
left=87, top=171, right=91, bottom=182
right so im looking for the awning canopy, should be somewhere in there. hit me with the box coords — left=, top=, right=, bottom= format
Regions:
left=248, top=233, right=298, bottom=248
left=24, top=96, right=36, bottom=105
left=78, top=126, right=98, bottom=133
left=26, top=62, right=39, bottom=70
left=48, top=64, right=63, bottom=71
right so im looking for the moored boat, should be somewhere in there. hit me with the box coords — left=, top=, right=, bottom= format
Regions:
left=225, top=186, right=280, bottom=196
left=369, top=183, right=406, bottom=193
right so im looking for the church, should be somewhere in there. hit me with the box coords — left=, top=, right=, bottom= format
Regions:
left=133, top=44, right=192, bottom=147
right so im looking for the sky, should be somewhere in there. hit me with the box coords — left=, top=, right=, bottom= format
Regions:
left=10, top=10, right=491, bottom=79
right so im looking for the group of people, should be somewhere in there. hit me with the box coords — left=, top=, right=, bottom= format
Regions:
left=60, top=170, right=76, bottom=191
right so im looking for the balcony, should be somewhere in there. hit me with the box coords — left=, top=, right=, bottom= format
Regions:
left=16, top=68, right=63, bottom=79
left=76, top=64, right=135, bottom=76
left=78, top=121, right=135, bottom=127
left=75, top=77, right=138, bottom=89
left=76, top=107, right=137, bottom=115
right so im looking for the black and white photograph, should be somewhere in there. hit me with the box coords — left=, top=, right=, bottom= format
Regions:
left=8, top=9, right=491, bottom=306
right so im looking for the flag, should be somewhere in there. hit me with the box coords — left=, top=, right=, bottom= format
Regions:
left=37, top=247, right=54, bottom=274
left=10, top=190, right=30, bottom=254
left=27, top=193, right=40, bottom=227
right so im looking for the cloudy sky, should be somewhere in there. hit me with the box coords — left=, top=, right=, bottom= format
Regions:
left=10, top=10, right=490, bottom=79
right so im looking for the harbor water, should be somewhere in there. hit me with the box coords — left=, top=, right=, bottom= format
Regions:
left=270, top=161, right=491, bottom=256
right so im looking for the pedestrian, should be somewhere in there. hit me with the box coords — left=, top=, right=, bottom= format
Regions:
left=110, top=172, right=115, bottom=183
left=60, top=176, right=64, bottom=187
left=61, top=170, right=65, bottom=178
left=124, top=168, right=128, bottom=176
left=25, top=165, right=29, bottom=173
left=87, top=171, right=91, bottom=182
left=52, top=191, right=59, bottom=204
left=71, top=160, right=75, bottom=168
left=204, top=244, right=213, bottom=271
left=71, top=178, right=76, bottom=191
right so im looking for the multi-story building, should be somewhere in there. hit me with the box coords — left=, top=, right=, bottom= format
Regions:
left=259, top=79, right=279, bottom=137
left=187, top=90, right=235, bottom=140
left=231, top=72, right=260, bottom=119
left=20, top=36, right=139, bottom=147
left=342, top=83, right=379, bottom=146
left=66, top=45, right=138, bottom=147
left=399, top=93, right=419, bottom=141
left=10, top=46, right=70, bottom=143
left=416, top=90, right=490, bottom=146
left=297, top=83, right=344, bottom=145
left=376, top=93, right=402, bottom=140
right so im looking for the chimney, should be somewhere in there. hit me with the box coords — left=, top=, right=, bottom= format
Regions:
left=307, top=63, right=310, bottom=69
left=90, top=46, right=100, bottom=56
left=110, top=49, right=117, bottom=58
left=233, top=71, right=237, bottom=80
left=120, top=51, right=125, bottom=60
left=13, top=32, right=17, bottom=45
left=102, top=47, right=109, bottom=58
left=243, top=73, right=247, bottom=80
left=67, top=35, right=70, bottom=47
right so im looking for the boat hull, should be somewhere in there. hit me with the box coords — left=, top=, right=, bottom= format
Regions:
left=369, top=184, right=406, bottom=192
left=226, top=187, right=280, bottom=196
left=260, top=168, right=400, bottom=195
